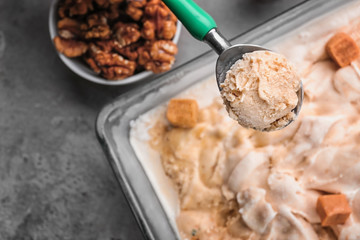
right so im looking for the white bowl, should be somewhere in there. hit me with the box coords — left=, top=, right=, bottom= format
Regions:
left=48, top=0, right=182, bottom=86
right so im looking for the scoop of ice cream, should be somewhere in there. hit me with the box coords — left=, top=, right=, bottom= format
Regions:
left=220, top=51, right=301, bottom=131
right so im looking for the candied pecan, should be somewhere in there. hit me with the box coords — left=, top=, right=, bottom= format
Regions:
left=94, top=0, right=109, bottom=8
left=69, top=2, right=87, bottom=16
left=145, top=0, right=161, bottom=6
left=141, top=21, right=156, bottom=40
left=58, top=0, right=73, bottom=18
left=54, top=36, right=88, bottom=58
left=94, top=52, right=136, bottom=71
left=144, top=0, right=177, bottom=22
left=158, top=20, right=177, bottom=40
left=84, top=25, right=111, bottom=39
left=127, top=0, right=146, bottom=8
left=137, top=45, right=151, bottom=66
left=57, top=0, right=94, bottom=18
left=69, top=0, right=94, bottom=16
left=144, top=59, right=172, bottom=73
left=95, top=39, right=139, bottom=58
left=89, top=45, right=137, bottom=79
left=80, top=23, right=89, bottom=31
left=144, top=1, right=166, bottom=17
left=137, top=40, right=177, bottom=73
left=84, top=57, right=101, bottom=74
left=141, top=0, right=177, bottom=40
left=101, top=66, right=134, bottom=80
left=125, top=4, right=143, bottom=21
left=87, top=13, right=108, bottom=28
left=58, top=6, right=68, bottom=19
left=114, top=42, right=140, bottom=61
left=96, top=40, right=116, bottom=52
left=110, top=0, right=124, bottom=3
left=88, top=43, right=102, bottom=57
left=107, top=3, right=121, bottom=20
left=150, top=40, right=178, bottom=62
left=113, top=22, right=141, bottom=47
left=57, top=18, right=83, bottom=39
left=58, top=17, right=80, bottom=29
left=83, top=13, right=110, bottom=37
left=58, top=29, right=78, bottom=39
left=125, top=0, right=146, bottom=21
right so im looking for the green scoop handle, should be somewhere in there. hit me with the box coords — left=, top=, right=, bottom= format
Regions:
left=162, top=0, right=217, bottom=41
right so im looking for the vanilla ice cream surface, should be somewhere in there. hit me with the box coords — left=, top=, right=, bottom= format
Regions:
left=221, top=51, right=300, bottom=131
left=130, top=2, right=360, bottom=240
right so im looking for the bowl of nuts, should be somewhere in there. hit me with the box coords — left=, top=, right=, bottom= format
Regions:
left=49, top=0, right=181, bottom=85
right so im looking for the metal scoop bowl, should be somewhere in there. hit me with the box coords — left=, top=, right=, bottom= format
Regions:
left=163, top=0, right=304, bottom=131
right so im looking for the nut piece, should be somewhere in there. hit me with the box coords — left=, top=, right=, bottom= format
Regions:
left=101, top=66, right=134, bottom=80
left=94, top=52, right=135, bottom=69
left=57, top=18, right=83, bottom=39
left=96, top=40, right=116, bottom=52
left=316, top=194, right=352, bottom=226
left=166, top=99, right=199, bottom=128
left=326, top=32, right=360, bottom=67
left=69, top=0, right=94, bottom=16
left=114, top=43, right=140, bottom=61
left=141, top=0, right=177, bottom=40
left=84, top=25, right=111, bottom=39
left=113, top=22, right=141, bottom=47
left=138, top=40, right=178, bottom=73
left=110, top=0, right=124, bottom=3
left=84, top=57, right=101, bottom=74
left=107, top=3, right=121, bottom=20
left=54, top=36, right=88, bottom=58
left=58, top=0, right=94, bottom=18
left=150, top=40, right=178, bottom=61
left=141, top=21, right=156, bottom=40
left=58, top=17, right=81, bottom=29
left=94, top=0, right=109, bottom=8
left=159, top=20, right=177, bottom=40
left=93, top=51, right=136, bottom=79
left=87, top=13, right=108, bottom=28
left=88, top=43, right=137, bottom=79
left=126, top=0, right=147, bottom=21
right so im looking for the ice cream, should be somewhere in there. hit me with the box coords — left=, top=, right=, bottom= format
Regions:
left=129, top=1, right=360, bottom=240
left=220, top=51, right=301, bottom=131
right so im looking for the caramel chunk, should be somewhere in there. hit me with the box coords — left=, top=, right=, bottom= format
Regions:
left=316, top=194, right=351, bottom=226
left=166, top=99, right=199, bottom=128
left=326, top=32, right=360, bottom=67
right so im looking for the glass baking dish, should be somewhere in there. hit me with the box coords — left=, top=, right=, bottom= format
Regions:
left=96, top=0, right=358, bottom=239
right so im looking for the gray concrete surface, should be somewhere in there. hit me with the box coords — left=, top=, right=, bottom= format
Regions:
left=0, top=0, right=304, bottom=239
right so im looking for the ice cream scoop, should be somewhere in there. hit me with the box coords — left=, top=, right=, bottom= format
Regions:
left=221, top=51, right=302, bottom=131
left=162, top=0, right=303, bottom=131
